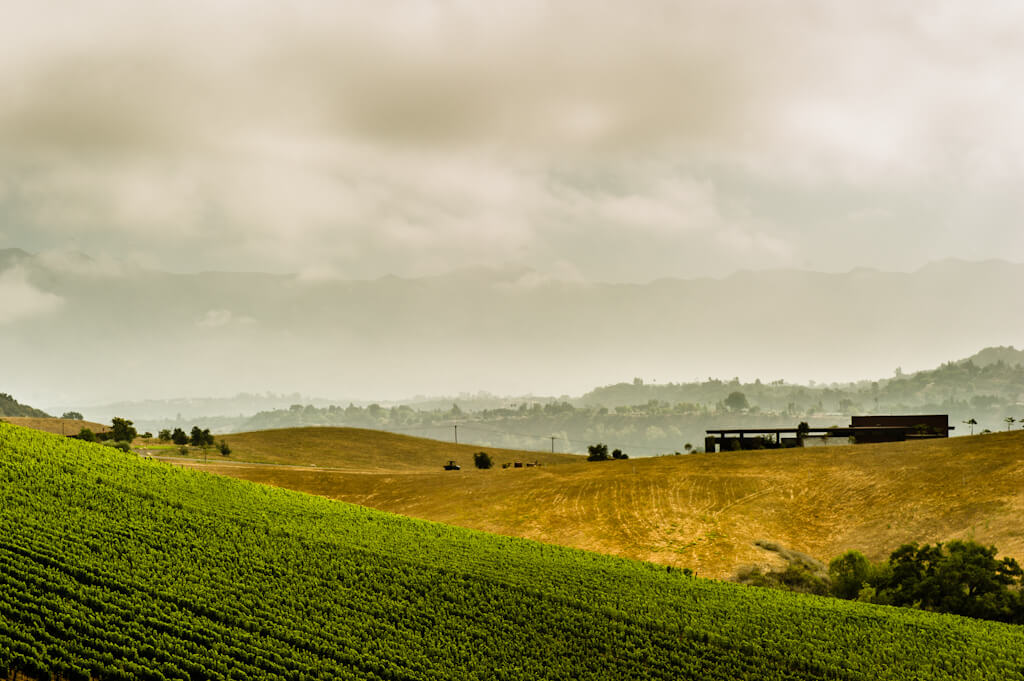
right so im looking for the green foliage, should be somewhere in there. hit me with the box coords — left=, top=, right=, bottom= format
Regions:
left=190, top=426, right=214, bottom=447
left=611, top=448, right=628, bottom=460
left=587, top=443, right=609, bottom=461
left=158, top=429, right=172, bottom=442
left=171, top=427, right=189, bottom=445
left=724, top=391, right=749, bottom=412
left=473, top=451, right=492, bottom=469
left=110, top=417, right=137, bottom=443
left=1, top=423, right=1024, bottom=680
left=829, top=550, right=874, bottom=600
left=0, top=393, right=50, bottom=418
left=74, top=428, right=95, bottom=443
left=60, top=411, right=83, bottom=421
left=828, top=541, right=1024, bottom=624
left=738, top=562, right=830, bottom=596
left=218, top=440, right=231, bottom=456
left=884, top=541, right=1023, bottom=622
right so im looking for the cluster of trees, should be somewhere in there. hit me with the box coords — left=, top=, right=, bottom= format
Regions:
left=0, top=393, right=50, bottom=418
left=829, top=541, right=1024, bottom=622
left=741, top=540, right=1024, bottom=624
left=73, top=418, right=141, bottom=451
left=157, top=427, right=230, bottom=455
left=586, top=443, right=628, bottom=461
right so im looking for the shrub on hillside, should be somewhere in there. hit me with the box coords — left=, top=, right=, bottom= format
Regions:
left=473, top=452, right=492, bottom=469
left=587, top=443, right=609, bottom=461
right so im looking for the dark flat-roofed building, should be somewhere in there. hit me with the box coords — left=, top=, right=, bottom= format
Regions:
left=705, top=414, right=953, bottom=453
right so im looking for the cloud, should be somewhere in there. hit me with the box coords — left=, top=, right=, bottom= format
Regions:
left=2, top=1, right=1024, bottom=281
left=0, top=267, right=64, bottom=324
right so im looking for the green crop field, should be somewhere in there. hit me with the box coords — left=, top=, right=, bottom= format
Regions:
left=1, top=422, right=1023, bottom=680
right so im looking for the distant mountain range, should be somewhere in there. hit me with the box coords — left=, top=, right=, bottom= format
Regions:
left=2, top=248, right=1022, bottom=413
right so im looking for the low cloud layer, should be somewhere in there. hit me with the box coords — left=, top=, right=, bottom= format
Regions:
left=2, top=1, right=1024, bottom=280
left=0, top=267, right=64, bottom=324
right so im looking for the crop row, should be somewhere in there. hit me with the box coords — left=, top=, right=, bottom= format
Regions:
left=1, top=423, right=1022, bottom=680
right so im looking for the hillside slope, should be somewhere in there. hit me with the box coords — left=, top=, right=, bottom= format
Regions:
left=211, top=427, right=582, bottom=470
left=1, top=417, right=109, bottom=437
left=0, top=393, right=49, bottom=418
left=185, top=430, right=1024, bottom=579
left=2, top=422, right=1023, bottom=680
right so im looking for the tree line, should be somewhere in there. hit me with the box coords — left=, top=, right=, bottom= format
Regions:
left=739, top=540, right=1024, bottom=624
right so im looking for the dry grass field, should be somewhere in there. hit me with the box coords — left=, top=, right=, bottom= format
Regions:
left=201, top=427, right=582, bottom=470
left=167, top=428, right=1024, bottom=579
left=0, top=416, right=110, bottom=436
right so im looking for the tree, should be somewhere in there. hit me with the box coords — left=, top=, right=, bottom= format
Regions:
left=218, top=440, right=231, bottom=456
left=76, top=427, right=96, bottom=442
left=473, top=451, right=492, bottom=469
left=61, top=411, right=83, bottom=420
left=828, top=550, right=873, bottom=600
left=611, top=448, right=628, bottom=460
left=110, top=417, right=137, bottom=443
left=724, top=391, right=749, bottom=412
left=796, top=421, right=810, bottom=442
left=883, top=541, right=1023, bottom=622
left=158, top=429, right=172, bottom=442
left=963, top=418, right=978, bottom=435
left=587, top=443, right=609, bottom=462
left=171, top=428, right=189, bottom=446
left=1005, top=416, right=1017, bottom=431
left=190, top=426, right=214, bottom=447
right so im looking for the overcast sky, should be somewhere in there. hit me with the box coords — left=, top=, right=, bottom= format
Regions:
left=2, top=1, right=1023, bottom=282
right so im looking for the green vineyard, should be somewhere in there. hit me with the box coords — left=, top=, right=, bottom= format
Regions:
left=1, top=422, right=1022, bottom=680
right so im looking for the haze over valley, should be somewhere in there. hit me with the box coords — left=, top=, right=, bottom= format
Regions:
left=4, top=248, right=1023, bottom=417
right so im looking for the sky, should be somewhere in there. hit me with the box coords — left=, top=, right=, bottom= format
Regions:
left=2, top=1, right=1023, bottom=283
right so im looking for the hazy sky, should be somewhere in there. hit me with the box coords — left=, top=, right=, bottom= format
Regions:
left=3, top=1, right=1024, bottom=282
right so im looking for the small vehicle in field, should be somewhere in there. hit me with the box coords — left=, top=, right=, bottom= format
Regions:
left=443, top=460, right=460, bottom=471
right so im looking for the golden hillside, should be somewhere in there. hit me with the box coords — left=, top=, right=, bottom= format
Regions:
left=165, top=428, right=1024, bottom=580
left=175, top=426, right=582, bottom=471
left=0, top=416, right=110, bottom=436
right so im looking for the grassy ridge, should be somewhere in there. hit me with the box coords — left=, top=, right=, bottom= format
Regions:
left=214, top=427, right=582, bottom=470
left=0, top=417, right=110, bottom=437
left=189, top=430, right=1024, bottom=579
left=1, top=422, right=1023, bottom=680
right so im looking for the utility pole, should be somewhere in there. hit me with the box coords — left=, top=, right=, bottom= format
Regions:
left=453, top=424, right=458, bottom=445
left=550, top=436, right=556, bottom=453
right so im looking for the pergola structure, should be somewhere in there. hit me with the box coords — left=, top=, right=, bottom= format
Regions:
left=704, top=415, right=953, bottom=453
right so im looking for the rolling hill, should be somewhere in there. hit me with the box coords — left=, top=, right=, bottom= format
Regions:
left=0, top=417, right=109, bottom=437
left=2, top=421, right=1023, bottom=680
left=209, top=426, right=581, bottom=470
left=0, top=393, right=49, bottom=418
left=173, top=428, right=1024, bottom=580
